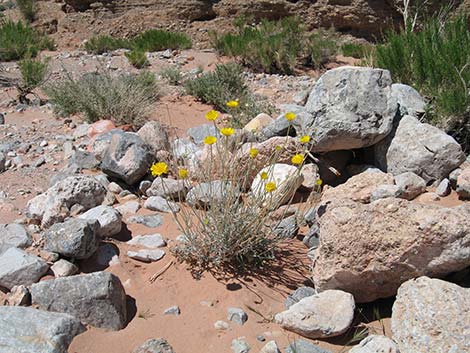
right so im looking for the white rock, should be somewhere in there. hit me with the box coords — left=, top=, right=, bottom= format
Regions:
left=51, top=259, right=78, bottom=277
left=127, top=249, right=165, bottom=262
left=79, top=205, right=122, bottom=238
left=127, top=234, right=166, bottom=248
left=349, top=335, right=399, bottom=353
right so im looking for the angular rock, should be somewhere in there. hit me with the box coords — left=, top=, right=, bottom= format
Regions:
left=285, top=340, right=332, bottom=353
left=146, top=178, right=188, bottom=201
left=313, top=197, right=470, bottom=302
left=275, top=290, right=355, bottom=339
left=375, top=115, right=465, bottom=183
left=260, top=105, right=309, bottom=139
left=26, top=175, right=107, bottom=228
left=436, top=178, right=451, bottom=197
left=3, top=284, right=30, bottom=306
left=144, top=196, right=180, bottom=213
left=133, top=338, right=175, bottom=353
left=115, top=200, right=141, bottom=215
left=69, top=150, right=100, bottom=170
left=272, top=215, right=299, bottom=239
left=285, top=286, right=315, bottom=309
left=370, top=184, right=400, bottom=202
left=137, top=121, right=170, bottom=153
left=163, top=305, right=180, bottom=315
left=456, top=166, right=470, bottom=199
left=127, top=249, right=165, bottom=262
left=127, top=214, right=163, bottom=228
left=300, top=163, right=321, bottom=189
left=392, top=83, right=426, bottom=118
left=243, top=113, right=274, bottom=133
left=0, top=223, right=32, bottom=254
left=0, top=248, right=49, bottom=290
left=231, top=338, right=251, bottom=353
left=227, top=307, right=248, bottom=325
left=51, top=259, right=79, bottom=277
left=394, top=171, right=426, bottom=200
left=392, top=277, right=469, bottom=353
left=127, top=234, right=166, bottom=248
left=100, top=130, right=154, bottom=185
left=260, top=341, right=281, bottom=353
left=0, top=306, right=85, bottom=353
left=304, top=66, right=397, bottom=152
left=43, top=219, right=100, bottom=260
left=31, top=271, right=127, bottom=330
left=78, top=205, right=122, bottom=238
left=349, top=335, right=399, bottom=353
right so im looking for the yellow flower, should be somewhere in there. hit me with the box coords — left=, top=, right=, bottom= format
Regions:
left=316, top=179, right=323, bottom=186
left=275, top=145, right=282, bottom=151
left=220, top=127, right=235, bottom=137
left=249, top=148, right=259, bottom=159
left=291, top=154, right=304, bottom=165
left=260, top=171, right=268, bottom=180
left=299, top=135, right=310, bottom=144
left=285, top=112, right=296, bottom=121
left=150, top=162, right=168, bottom=177
left=226, top=100, right=239, bottom=108
left=204, top=135, right=217, bottom=145
left=265, top=182, right=277, bottom=193
left=178, top=168, right=189, bottom=179
left=205, top=110, right=219, bottom=121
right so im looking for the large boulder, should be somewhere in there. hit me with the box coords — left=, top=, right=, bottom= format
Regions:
left=43, top=219, right=100, bottom=260
left=137, top=120, right=170, bottom=153
left=392, top=83, right=426, bottom=117
left=31, top=271, right=127, bottom=330
left=100, top=130, right=154, bottom=185
left=0, top=248, right=49, bottom=290
left=304, top=66, right=397, bottom=152
left=312, top=197, right=470, bottom=302
left=375, top=115, right=465, bottom=183
left=0, top=223, right=32, bottom=254
left=275, top=290, right=355, bottom=339
left=26, top=175, right=107, bottom=228
left=392, top=277, right=469, bottom=353
left=0, top=306, right=85, bottom=353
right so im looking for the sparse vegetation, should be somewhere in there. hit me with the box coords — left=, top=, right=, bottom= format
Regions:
left=341, top=42, right=374, bottom=59
left=17, top=0, right=35, bottom=22
left=125, top=49, right=148, bottom=69
left=84, top=35, right=131, bottom=54
left=0, top=20, right=54, bottom=61
left=44, top=70, right=159, bottom=127
left=185, top=63, right=273, bottom=127
left=17, top=57, right=49, bottom=101
left=160, top=66, right=182, bottom=85
left=307, top=30, right=338, bottom=69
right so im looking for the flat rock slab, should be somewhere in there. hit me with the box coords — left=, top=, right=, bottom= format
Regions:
left=0, top=247, right=49, bottom=290
left=127, top=249, right=165, bottom=262
left=31, top=271, right=127, bottom=330
left=127, top=214, right=163, bottom=228
left=0, top=306, right=85, bottom=353
left=127, top=234, right=166, bottom=248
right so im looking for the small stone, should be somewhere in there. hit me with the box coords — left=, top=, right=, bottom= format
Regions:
left=127, top=214, right=163, bottom=228
left=163, top=305, right=180, bottom=315
left=146, top=178, right=188, bottom=201
left=133, top=338, right=175, bottom=353
left=127, top=234, right=166, bottom=248
left=260, top=341, right=281, bottom=353
left=108, top=182, right=123, bottom=194
left=127, top=249, right=165, bottom=262
left=436, top=178, right=451, bottom=197
left=394, top=172, right=427, bottom=200
left=285, top=287, right=315, bottom=308
left=256, top=335, right=266, bottom=342
left=40, top=140, right=48, bottom=147
left=228, top=307, right=248, bottom=325
left=231, top=338, right=251, bottom=353
left=272, top=215, right=299, bottom=239
left=139, top=180, right=152, bottom=195
left=144, top=196, right=180, bottom=213
left=51, top=259, right=78, bottom=277
left=115, top=201, right=141, bottom=215
left=214, top=320, right=230, bottom=330
left=285, top=340, right=332, bottom=353
left=3, top=285, right=30, bottom=306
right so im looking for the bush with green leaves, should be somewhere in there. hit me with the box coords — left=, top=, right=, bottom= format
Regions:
left=84, top=35, right=131, bottom=54
left=125, top=50, right=148, bottom=69
left=44, top=70, right=159, bottom=127
left=17, top=0, right=35, bottom=22
left=376, top=13, right=470, bottom=149
left=160, top=66, right=182, bottom=85
left=0, top=20, right=54, bottom=61
left=18, top=57, right=48, bottom=91
left=341, top=42, right=374, bottom=59
left=307, top=30, right=338, bottom=69
left=185, top=63, right=273, bottom=127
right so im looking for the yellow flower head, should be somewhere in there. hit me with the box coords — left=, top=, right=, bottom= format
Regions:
left=316, top=178, right=323, bottom=186
left=265, top=182, right=277, bottom=193
left=226, top=100, right=239, bottom=108
left=204, top=135, right=217, bottom=145
left=205, top=110, right=219, bottom=121
left=220, top=127, right=235, bottom=137
left=150, top=162, right=168, bottom=177
left=275, top=145, right=282, bottom=152
left=291, top=154, right=305, bottom=165
left=299, top=135, right=311, bottom=144
left=249, top=148, right=259, bottom=159
left=178, top=168, right=189, bottom=179
left=260, top=171, right=268, bottom=180
left=285, top=112, right=296, bottom=121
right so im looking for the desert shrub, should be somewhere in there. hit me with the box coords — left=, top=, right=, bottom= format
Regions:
left=341, top=42, right=374, bottom=59
left=160, top=66, right=182, bottom=85
left=17, top=0, right=35, bottom=22
left=44, top=70, right=158, bottom=127
left=132, top=29, right=192, bottom=52
left=0, top=20, right=54, bottom=61
left=18, top=57, right=49, bottom=91
left=212, top=17, right=305, bottom=74
left=307, top=31, right=338, bottom=69
left=376, top=13, right=470, bottom=148
left=185, top=63, right=273, bottom=127
left=84, top=35, right=132, bottom=54
left=125, top=49, right=148, bottom=69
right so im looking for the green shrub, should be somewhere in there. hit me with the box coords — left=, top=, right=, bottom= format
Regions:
left=132, top=29, right=191, bottom=52
left=84, top=35, right=131, bottom=54
left=341, top=42, right=374, bottom=59
left=18, top=57, right=49, bottom=91
left=125, top=49, right=148, bottom=69
left=376, top=13, right=470, bottom=148
left=0, top=20, right=54, bottom=61
left=160, top=66, right=182, bottom=85
left=44, top=70, right=159, bottom=127
left=307, top=31, right=338, bottom=69
left=17, top=0, right=35, bottom=22
left=185, top=63, right=272, bottom=127
left=212, top=17, right=304, bottom=74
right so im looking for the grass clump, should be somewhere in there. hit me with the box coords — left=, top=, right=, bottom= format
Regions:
left=160, top=66, right=182, bottom=85
left=84, top=35, right=131, bottom=54
left=44, top=70, right=159, bottom=127
left=376, top=13, right=470, bottom=149
left=341, top=42, right=374, bottom=59
left=0, top=20, right=54, bottom=61
left=125, top=50, right=148, bottom=69
left=17, top=0, right=35, bottom=22
left=18, top=57, right=49, bottom=92
left=185, top=63, right=272, bottom=127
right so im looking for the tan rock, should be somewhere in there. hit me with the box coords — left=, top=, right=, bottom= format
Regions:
left=243, top=113, right=274, bottom=133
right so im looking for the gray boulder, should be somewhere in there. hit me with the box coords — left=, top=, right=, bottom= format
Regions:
left=31, top=271, right=127, bottom=330
left=133, top=338, right=175, bottom=353
left=137, top=121, right=170, bottom=153
left=0, top=306, right=85, bottom=353
left=43, top=219, right=100, bottom=260
left=349, top=335, right=399, bottom=353
left=304, top=66, right=397, bottom=152
left=26, top=175, right=107, bottom=228
left=375, top=115, right=465, bottom=183
left=78, top=205, right=122, bottom=238
left=392, top=276, right=469, bottom=353
left=100, top=130, right=154, bottom=185
left=0, top=248, right=49, bottom=289
left=285, top=286, right=315, bottom=308
left=392, top=83, right=426, bottom=117
left=0, top=223, right=32, bottom=254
